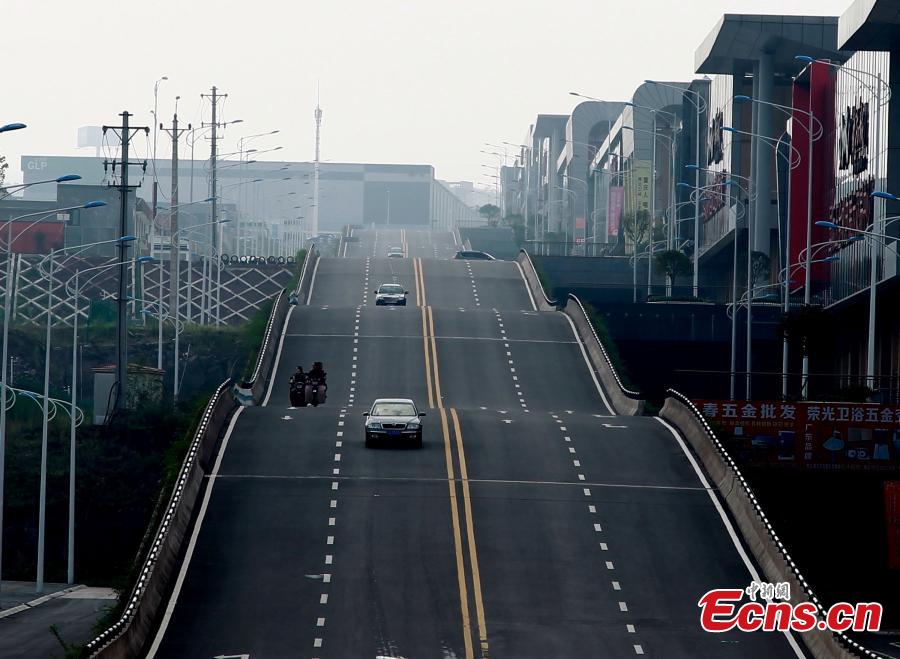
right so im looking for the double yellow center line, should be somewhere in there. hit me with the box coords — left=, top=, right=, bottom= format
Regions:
left=419, top=258, right=489, bottom=658
left=413, top=256, right=426, bottom=308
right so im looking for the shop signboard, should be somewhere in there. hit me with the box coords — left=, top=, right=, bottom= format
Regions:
left=838, top=99, right=870, bottom=176
left=695, top=399, right=900, bottom=471
left=707, top=109, right=725, bottom=166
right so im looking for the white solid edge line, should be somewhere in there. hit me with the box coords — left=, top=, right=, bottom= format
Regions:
left=514, top=261, right=538, bottom=312
left=562, top=312, right=615, bottom=416
left=262, top=304, right=296, bottom=407
left=653, top=417, right=805, bottom=659
left=307, top=256, right=322, bottom=305
left=146, top=406, right=245, bottom=659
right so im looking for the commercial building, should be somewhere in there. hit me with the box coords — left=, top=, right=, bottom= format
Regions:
left=18, top=156, right=480, bottom=253
left=589, top=85, right=685, bottom=251
left=504, top=0, right=900, bottom=401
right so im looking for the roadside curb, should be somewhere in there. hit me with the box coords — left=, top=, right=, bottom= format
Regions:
left=0, top=584, right=86, bottom=620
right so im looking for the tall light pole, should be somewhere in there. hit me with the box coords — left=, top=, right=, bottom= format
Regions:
left=624, top=125, right=676, bottom=295
left=313, top=99, right=323, bottom=239
left=64, top=255, right=153, bottom=584
left=36, top=228, right=130, bottom=595
left=0, top=184, right=89, bottom=601
left=152, top=76, right=169, bottom=210
left=647, top=81, right=706, bottom=297
left=170, top=219, right=228, bottom=403
left=502, top=141, right=533, bottom=238
left=237, top=130, right=279, bottom=255
left=797, top=55, right=890, bottom=396
left=733, top=95, right=820, bottom=397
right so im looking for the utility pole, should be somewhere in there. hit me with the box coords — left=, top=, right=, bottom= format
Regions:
left=202, top=86, right=226, bottom=325
left=102, top=112, right=148, bottom=415
left=160, top=111, right=190, bottom=322
left=161, top=111, right=190, bottom=399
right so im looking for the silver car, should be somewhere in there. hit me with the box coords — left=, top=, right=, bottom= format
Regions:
left=363, top=398, right=425, bottom=448
left=374, top=283, right=408, bottom=306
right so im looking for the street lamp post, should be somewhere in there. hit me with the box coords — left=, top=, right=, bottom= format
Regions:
left=797, top=55, right=890, bottom=395
left=680, top=179, right=748, bottom=398
left=733, top=93, right=821, bottom=397
left=647, top=81, right=706, bottom=297
left=625, top=125, right=676, bottom=296
left=170, top=216, right=225, bottom=396
left=36, top=230, right=135, bottom=595
left=0, top=179, right=82, bottom=601
left=723, top=124, right=802, bottom=398
left=64, top=256, right=153, bottom=583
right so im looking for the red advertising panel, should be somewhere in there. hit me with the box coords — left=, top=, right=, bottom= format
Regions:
left=886, top=482, right=900, bottom=569
left=607, top=186, right=624, bottom=240
left=789, top=61, right=836, bottom=293
left=8, top=221, right=65, bottom=254
left=696, top=399, right=900, bottom=470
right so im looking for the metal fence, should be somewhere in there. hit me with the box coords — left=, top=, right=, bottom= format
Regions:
left=1, top=255, right=293, bottom=327
left=525, top=241, right=618, bottom=257
left=672, top=368, right=900, bottom=405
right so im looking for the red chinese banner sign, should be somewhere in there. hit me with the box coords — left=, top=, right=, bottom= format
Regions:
left=695, top=400, right=900, bottom=471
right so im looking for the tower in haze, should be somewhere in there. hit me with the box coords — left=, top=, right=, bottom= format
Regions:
left=312, top=95, right=322, bottom=238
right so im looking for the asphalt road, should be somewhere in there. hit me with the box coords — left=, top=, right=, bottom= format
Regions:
left=150, top=231, right=805, bottom=658
left=344, top=226, right=459, bottom=261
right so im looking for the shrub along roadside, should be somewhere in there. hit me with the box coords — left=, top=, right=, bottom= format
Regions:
left=240, top=249, right=305, bottom=382
left=5, top=279, right=300, bottom=655
left=581, top=301, right=636, bottom=393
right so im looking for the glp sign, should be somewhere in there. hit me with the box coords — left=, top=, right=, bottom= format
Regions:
left=25, top=158, right=48, bottom=171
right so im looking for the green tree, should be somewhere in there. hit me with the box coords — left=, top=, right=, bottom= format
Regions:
left=654, top=249, right=692, bottom=290
left=478, top=204, right=501, bottom=226
left=0, top=154, right=8, bottom=189
left=622, top=209, right=651, bottom=254
left=504, top=213, right=525, bottom=246
left=750, top=251, right=771, bottom=290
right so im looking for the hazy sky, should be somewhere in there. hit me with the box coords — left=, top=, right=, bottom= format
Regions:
left=2, top=0, right=851, bottom=188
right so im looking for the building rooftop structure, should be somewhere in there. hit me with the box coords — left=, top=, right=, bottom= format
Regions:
left=839, top=0, right=900, bottom=49
left=696, top=14, right=846, bottom=74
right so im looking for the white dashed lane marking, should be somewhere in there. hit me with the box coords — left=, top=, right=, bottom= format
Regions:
left=309, top=292, right=359, bottom=650
left=549, top=411, right=644, bottom=653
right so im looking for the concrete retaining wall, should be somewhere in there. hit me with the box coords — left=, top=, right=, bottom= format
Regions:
left=86, top=248, right=321, bottom=657
left=515, top=250, right=643, bottom=416
left=563, top=295, right=644, bottom=417
left=296, top=244, right=319, bottom=301
left=660, top=392, right=870, bottom=659
left=515, top=250, right=556, bottom=312
left=86, top=380, right=237, bottom=658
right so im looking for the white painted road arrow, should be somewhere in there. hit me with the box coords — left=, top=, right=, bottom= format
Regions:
left=214, top=654, right=249, bottom=659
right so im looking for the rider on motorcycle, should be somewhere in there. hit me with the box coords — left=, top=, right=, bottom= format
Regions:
left=290, top=366, right=306, bottom=385
left=308, top=362, right=326, bottom=383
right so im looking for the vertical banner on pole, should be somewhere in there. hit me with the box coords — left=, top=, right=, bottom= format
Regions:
left=607, top=186, right=624, bottom=241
